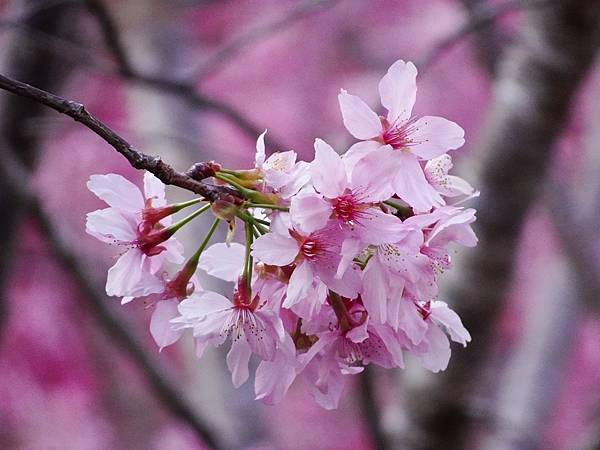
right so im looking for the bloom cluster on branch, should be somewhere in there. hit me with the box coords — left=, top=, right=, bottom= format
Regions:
left=86, top=60, right=477, bottom=409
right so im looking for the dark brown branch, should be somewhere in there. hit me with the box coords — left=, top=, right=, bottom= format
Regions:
left=418, top=0, right=554, bottom=74
left=0, top=148, right=226, bottom=450
left=403, top=1, right=600, bottom=448
left=190, top=0, right=339, bottom=80
left=0, top=73, right=240, bottom=202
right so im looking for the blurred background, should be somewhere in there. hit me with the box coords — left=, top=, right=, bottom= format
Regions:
left=1, top=0, right=600, bottom=449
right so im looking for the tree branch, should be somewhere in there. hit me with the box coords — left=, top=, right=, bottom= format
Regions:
left=0, top=73, right=241, bottom=202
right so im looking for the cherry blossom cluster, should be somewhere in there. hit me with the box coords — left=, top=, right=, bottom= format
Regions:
left=86, top=60, right=477, bottom=409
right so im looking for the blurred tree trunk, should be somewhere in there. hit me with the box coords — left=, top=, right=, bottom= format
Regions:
left=0, top=0, right=78, bottom=336
left=401, top=1, right=600, bottom=449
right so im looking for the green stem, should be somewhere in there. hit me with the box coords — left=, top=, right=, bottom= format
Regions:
left=244, top=221, right=254, bottom=293
left=236, top=210, right=269, bottom=234
left=167, top=203, right=211, bottom=233
left=188, top=218, right=221, bottom=266
left=214, top=172, right=254, bottom=196
left=247, top=203, right=289, bottom=211
left=172, top=197, right=204, bottom=211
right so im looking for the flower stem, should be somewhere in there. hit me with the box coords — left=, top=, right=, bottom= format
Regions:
left=172, top=197, right=204, bottom=211
left=167, top=203, right=211, bottom=233
left=188, top=217, right=221, bottom=266
left=247, top=203, right=289, bottom=211
left=244, top=221, right=254, bottom=293
left=236, top=210, right=269, bottom=234
left=214, top=172, right=255, bottom=196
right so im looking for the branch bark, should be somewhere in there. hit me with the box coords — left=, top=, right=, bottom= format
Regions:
left=0, top=73, right=240, bottom=202
left=403, top=1, right=600, bottom=448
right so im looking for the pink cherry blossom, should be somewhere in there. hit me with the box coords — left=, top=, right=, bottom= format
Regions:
left=290, top=138, right=407, bottom=246
left=338, top=60, right=465, bottom=212
left=172, top=282, right=285, bottom=388
left=251, top=222, right=361, bottom=309
left=86, top=172, right=184, bottom=298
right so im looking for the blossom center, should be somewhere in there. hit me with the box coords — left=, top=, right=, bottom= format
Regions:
left=380, top=116, right=420, bottom=150
left=331, top=193, right=359, bottom=223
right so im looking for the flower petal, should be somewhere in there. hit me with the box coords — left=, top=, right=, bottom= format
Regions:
left=150, top=299, right=183, bottom=351
left=252, top=233, right=298, bottom=266
left=338, top=89, right=382, bottom=140
left=350, top=145, right=398, bottom=201
left=255, top=129, right=267, bottom=167
left=430, top=301, right=471, bottom=346
left=378, top=60, right=418, bottom=124
left=409, top=116, right=465, bottom=160
left=343, top=140, right=383, bottom=177
left=227, top=340, right=252, bottom=388
left=284, top=261, right=313, bottom=308
left=87, top=174, right=144, bottom=212
left=143, top=172, right=166, bottom=207
left=290, top=193, right=331, bottom=234
left=392, top=152, right=444, bottom=212
left=310, top=138, right=347, bottom=198
left=86, top=208, right=137, bottom=243
left=106, top=249, right=164, bottom=297
left=199, top=243, right=245, bottom=282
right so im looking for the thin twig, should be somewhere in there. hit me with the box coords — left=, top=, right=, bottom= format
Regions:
left=0, top=148, right=226, bottom=450
left=417, top=0, right=555, bottom=74
left=190, top=0, right=339, bottom=80
left=0, top=73, right=240, bottom=202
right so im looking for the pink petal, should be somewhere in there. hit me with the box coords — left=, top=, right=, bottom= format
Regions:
left=361, top=258, right=388, bottom=324
left=244, top=311, right=277, bottom=361
left=106, top=249, right=164, bottom=297
left=86, top=208, right=137, bottom=243
left=378, top=60, right=418, bottom=124
left=350, top=144, right=398, bottom=201
left=310, top=138, right=347, bottom=198
left=419, top=325, right=451, bottom=373
left=430, top=301, right=471, bottom=346
left=143, top=172, right=166, bottom=207
left=150, top=299, right=183, bottom=351
left=254, top=129, right=267, bottom=167
left=255, top=335, right=297, bottom=405
left=87, top=174, right=144, bottom=212
left=199, top=243, right=245, bottom=282
left=343, top=140, right=383, bottom=177
left=392, top=152, right=444, bottom=212
left=398, top=299, right=428, bottom=344
left=409, top=116, right=465, bottom=160
left=338, top=89, right=382, bottom=140
left=227, top=340, right=252, bottom=388
left=357, top=209, right=409, bottom=245
left=252, top=233, right=298, bottom=266
left=305, top=355, right=345, bottom=410
left=284, top=261, right=313, bottom=308
left=290, top=193, right=331, bottom=234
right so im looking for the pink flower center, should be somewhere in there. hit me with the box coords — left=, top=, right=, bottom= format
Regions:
left=380, top=116, right=420, bottom=150
left=331, top=193, right=359, bottom=223
left=300, top=238, right=320, bottom=260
